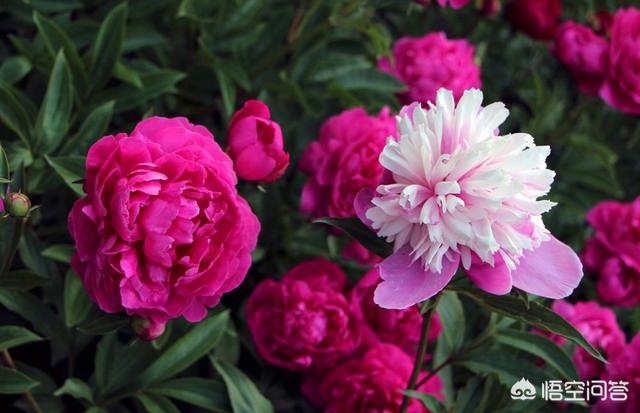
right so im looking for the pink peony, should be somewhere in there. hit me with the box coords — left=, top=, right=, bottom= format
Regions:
left=506, top=0, right=562, bottom=41
left=246, top=259, right=361, bottom=371
left=300, top=107, right=396, bottom=220
left=227, top=100, right=289, bottom=182
left=355, top=89, right=583, bottom=309
left=594, top=332, right=640, bottom=413
left=553, top=21, right=609, bottom=95
left=551, top=301, right=625, bottom=380
left=68, top=117, right=260, bottom=338
left=599, top=7, right=640, bottom=115
left=582, top=197, right=640, bottom=307
left=350, top=268, right=441, bottom=355
left=437, top=0, right=471, bottom=8
left=0, top=197, right=4, bottom=215
left=311, top=343, right=443, bottom=413
left=378, top=32, right=481, bottom=104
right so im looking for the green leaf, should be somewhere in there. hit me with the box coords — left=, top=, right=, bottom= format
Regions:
left=59, top=100, right=114, bottom=155
left=78, top=315, right=129, bottom=335
left=454, top=287, right=605, bottom=362
left=308, top=54, right=372, bottom=82
left=0, top=143, right=10, bottom=194
left=212, top=358, right=273, bottom=413
left=437, top=291, right=465, bottom=352
left=453, top=376, right=483, bottom=413
left=137, top=393, right=181, bottom=413
left=45, top=155, right=85, bottom=197
left=63, top=270, right=93, bottom=328
left=495, top=329, right=578, bottom=380
left=54, top=378, right=94, bottom=402
left=0, top=366, right=39, bottom=394
left=332, top=69, right=406, bottom=93
left=136, top=310, right=230, bottom=387
left=90, top=2, right=128, bottom=91
left=33, top=11, right=88, bottom=98
left=0, top=326, right=42, bottom=350
left=0, top=82, right=35, bottom=147
left=457, top=348, right=549, bottom=388
left=148, top=378, right=230, bottom=412
left=41, top=244, right=75, bottom=264
left=0, top=56, right=31, bottom=85
left=114, top=61, right=143, bottom=88
left=214, top=67, right=235, bottom=118
left=0, top=270, right=48, bottom=290
left=35, top=51, right=74, bottom=154
left=403, top=390, right=447, bottom=413
left=314, top=217, right=391, bottom=258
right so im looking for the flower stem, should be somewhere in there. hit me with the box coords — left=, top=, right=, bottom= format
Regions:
left=2, top=349, right=43, bottom=413
left=398, top=294, right=440, bottom=413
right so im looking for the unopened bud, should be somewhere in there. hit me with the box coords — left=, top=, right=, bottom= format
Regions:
left=131, top=317, right=165, bottom=341
left=6, top=192, right=31, bottom=218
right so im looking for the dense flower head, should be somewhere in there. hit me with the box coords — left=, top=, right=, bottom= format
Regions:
left=553, top=21, right=609, bottom=95
left=550, top=301, right=625, bottom=380
left=350, top=268, right=441, bottom=354
left=227, top=100, right=289, bottom=182
left=378, top=32, right=481, bottom=104
left=300, top=107, right=396, bottom=219
left=68, top=117, right=260, bottom=338
left=312, top=343, right=443, bottom=413
left=246, top=259, right=361, bottom=371
left=599, top=7, right=640, bottom=115
left=506, top=0, right=562, bottom=40
left=582, top=197, right=640, bottom=307
left=356, top=88, right=582, bottom=309
left=595, top=333, right=640, bottom=413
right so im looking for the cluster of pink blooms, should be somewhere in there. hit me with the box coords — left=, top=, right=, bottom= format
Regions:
left=541, top=300, right=640, bottom=412
left=246, top=259, right=443, bottom=412
left=68, top=100, right=289, bottom=339
left=505, top=0, right=640, bottom=115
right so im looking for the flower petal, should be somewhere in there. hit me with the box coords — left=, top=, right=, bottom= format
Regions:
left=354, top=187, right=375, bottom=229
left=466, top=253, right=513, bottom=295
left=374, top=246, right=460, bottom=309
left=510, top=236, right=583, bottom=298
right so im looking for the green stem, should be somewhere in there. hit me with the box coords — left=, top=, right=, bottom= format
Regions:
left=398, top=295, right=440, bottom=413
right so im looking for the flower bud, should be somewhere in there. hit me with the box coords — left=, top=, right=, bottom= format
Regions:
left=6, top=192, right=31, bottom=218
left=131, top=317, right=166, bottom=341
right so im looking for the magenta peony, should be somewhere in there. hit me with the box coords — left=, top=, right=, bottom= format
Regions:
left=594, top=333, right=640, bottom=413
left=355, top=89, right=583, bottom=309
left=506, top=0, right=562, bottom=41
left=551, top=301, right=625, bottom=380
left=300, top=107, right=396, bottom=219
left=68, top=117, right=260, bottom=339
left=227, top=100, right=289, bottom=182
left=311, top=343, right=443, bottom=413
left=553, top=21, right=609, bottom=95
left=378, top=32, right=481, bottom=104
left=350, top=268, right=440, bottom=355
left=599, top=7, right=640, bottom=115
left=437, top=0, right=471, bottom=8
left=246, top=259, right=361, bottom=371
left=582, top=197, right=640, bottom=307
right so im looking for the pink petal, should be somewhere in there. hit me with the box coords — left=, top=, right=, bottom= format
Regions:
left=510, top=236, right=583, bottom=299
left=466, top=253, right=513, bottom=295
left=374, top=246, right=460, bottom=309
left=354, top=187, right=375, bottom=229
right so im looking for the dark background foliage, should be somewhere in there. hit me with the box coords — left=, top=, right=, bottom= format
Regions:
left=1, top=0, right=639, bottom=412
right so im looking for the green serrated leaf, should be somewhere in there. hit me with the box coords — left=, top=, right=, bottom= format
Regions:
left=314, top=217, right=391, bottom=258
left=0, top=326, right=42, bottom=350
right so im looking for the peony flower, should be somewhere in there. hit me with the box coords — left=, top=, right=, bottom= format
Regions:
left=599, top=7, right=640, bottom=115
left=553, top=21, right=609, bottom=95
left=549, top=301, right=625, bottom=380
left=436, top=0, right=471, bottom=8
left=582, top=197, right=640, bottom=307
left=227, top=100, right=289, bottom=182
left=355, top=88, right=583, bottom=309
left=506, top=0, right=562, bottom=41
left=309, top=343, right=443, bottom=413
left=594, top=332, right=640, bottom=413
left=378, top=32, right=481, bottom=104
left=0, top=197, right=4, bottom=215
left=246, top=259, right=361, bottom=371
left=68, top=117, right=260, bottom=336
left=350, top=268, right=441, bottom=355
